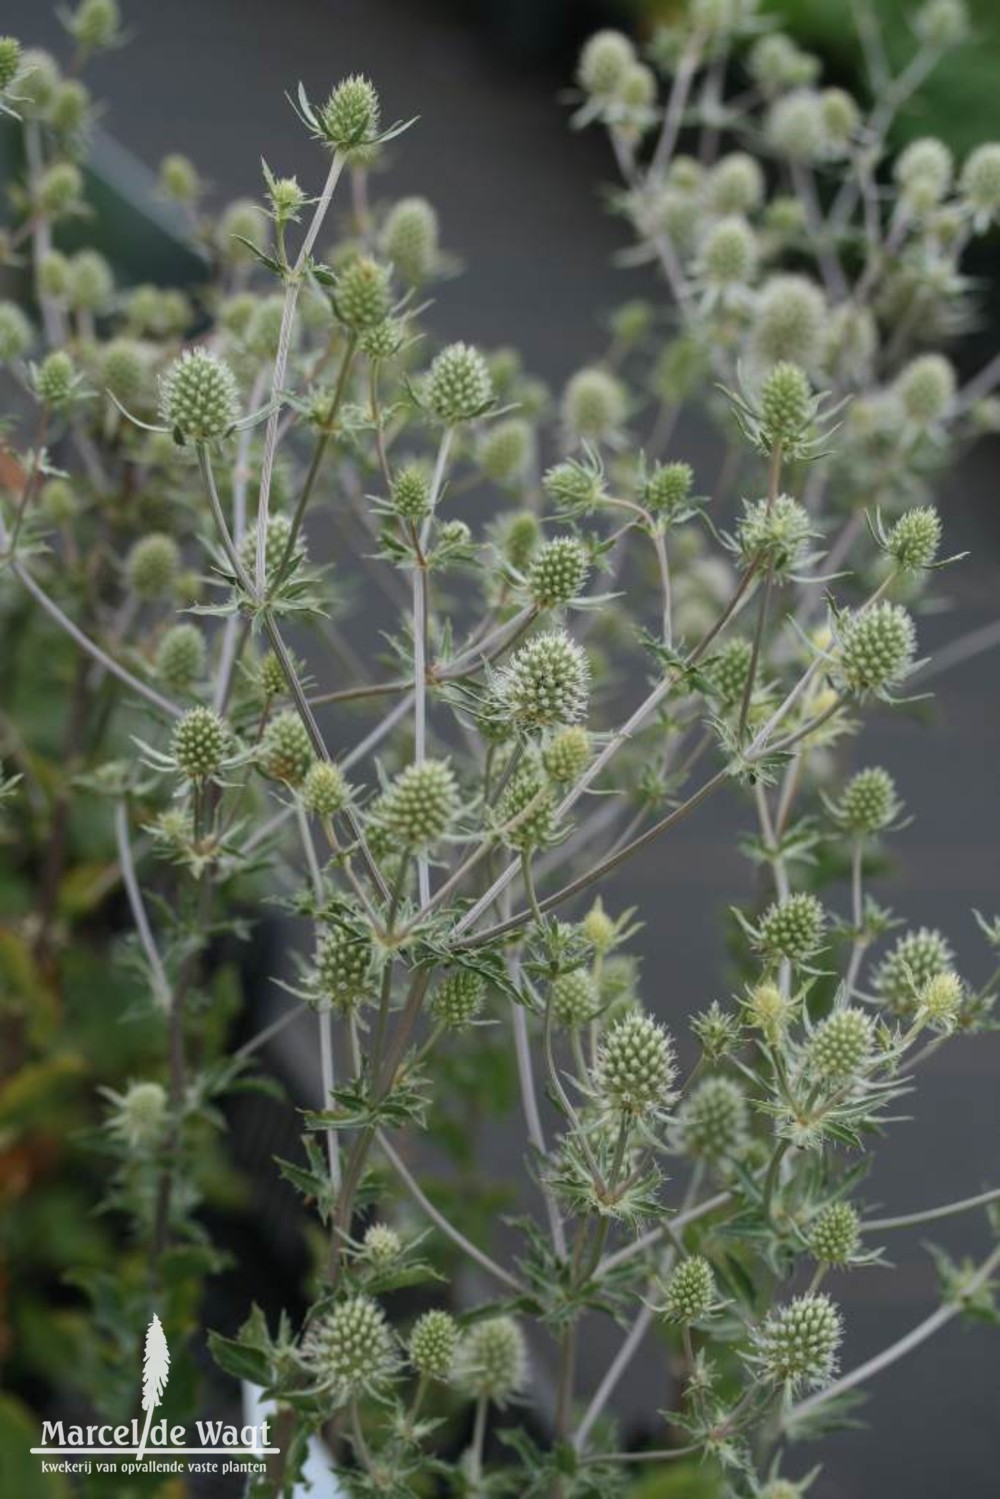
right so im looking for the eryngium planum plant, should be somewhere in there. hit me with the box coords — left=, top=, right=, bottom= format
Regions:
left=1, top=1, right=1000, bottom=1494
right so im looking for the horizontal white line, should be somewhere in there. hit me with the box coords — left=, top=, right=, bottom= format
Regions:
left=31, top=1448, right=280, bottom=1456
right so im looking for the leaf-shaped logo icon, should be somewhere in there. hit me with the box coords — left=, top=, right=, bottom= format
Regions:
left=137, top=1314, right=170, bottom=1461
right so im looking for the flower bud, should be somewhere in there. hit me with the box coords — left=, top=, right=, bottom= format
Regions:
left=320, top=75, right=380, bottom=151
left=126, top=534, right=179, bottom=601
left=807, top=1007, right=873, bottom=1080
left=497, top=766, right=556, bottom=851
left=836, top=602, right=916, bottom=696
left=302, top=1295, right=395, bottom=1399
left=456, top=1317, right=527, bottom=1403
left=885, top=506, right=941, bottom=570
left=315, top=923, right=374, bottom=1011
left=917, top=970, right=963, bottom=1030
left=896, top=353, right=955, bottom=426
left=379, top=759, right=459, bottom=848
left=528, top=536, right=589, bottom=608
left=0, top=302, right=33, bottom=362
left=67, top=0, right=121, bottom=52
left=549, top=967, right=599, bottom=1028
left=699, top=215, right=758, bottom=289
left=477, top=416, right=534, bottom=483
left=18, top=49, right=60, bottom=112
left=332, top=255, right=392, bottom=331
left=872, top=926, right=953, bottom=1017
left=759, top=362, right=812, bottom=446
left=832, top=766, right=900, bottom=834
left=542, top=726, right=590, bottom=785
left=219, top=198, right=269, bottom=261
left=258, top=709, right=313, bottom=786
left=409, top=1309, right=458, bottom=1380
left=500, top=511, right=542, bottom=570
left=961, top=142, right=1000, bottom=222
left=172, top=706, right=227, bottom=781
left=753, top=1293, right=843, bottom=1390
left=69, top=250, right=113, bottom=313
left=739, top=495, right=812, bottom=576
left=707, top=637, right=752, bottom=706
left=657, top=1256, right=716, bottom=1323
left=102, top=338, right=148, bottom=403
left=34, top=349, right=76, bottom=408
left=362, top=1222, right=401, bottom=1266
left=0, top=36, right=21, bottom=91
left=107, top=1080, right=168, bottom=1150
left=809, top=1202, right=860, bottom=1265
left=392, top=463, right=431, bottom=520
left=159, top=153, right=200, bottom=204
left=426, top=342, right=493, bottom=425
left=302, top=760, right=348, bottom=817
left=40, top=478, right=78, bottom=524
left=382, top=196, right=439, bottom=283
left=751, top=275, right=826, bottom=372
left=704, top=152, right=765, bottom=214
left=499, top=630, right=589, bottom=728
left=744, top=980, right=795, bottom=1043
left=914, top=0, right=969, bottom=48
left=561, top=366, right=626, bottom=443
left=821, top=88, right=860, bottom=149
left=766, top=89, right=827, bottom=163
left=596, top=1011, right=677, bottom=1116
left=50, top=78, right=89, bottom=133
left=895, top=137, right=953, bottom=205
left=677, top=1076, right=749, bottom=1160
left=38, top=160, right=82, bottom=216
left=577, top=30, right=635, bottom=98
left=431, top=969, right=485, bottom=1030
left=747, top=34, right=819, bottom=96
left=582, top=898, right=616, bottom=953
left=159, top=348, right=240, bottom=443
left=644, top=460, right=693, bottom=518
left=156, top=624, right=206, bottom=690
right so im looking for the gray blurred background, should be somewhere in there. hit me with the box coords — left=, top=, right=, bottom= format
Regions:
left=9, top=0, right=999, bottom=1493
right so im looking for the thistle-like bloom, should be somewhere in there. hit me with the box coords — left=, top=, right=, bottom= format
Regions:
left=126, top=533, right=179, bottom=600
left=872, top=926, right=954, bottom=1017
left=830, top=766, right=900, bottom=834
left=835, top=602, right=916, bottom=696
left=332, top=255, right=393, bottom=331
left=885, top=507, right=942, bottom=571
left=766, top=89, right=827, bottom=164
left=497, top=630, right=589, bottom=729
left=676, top=1076, right=749, bottom=1161
left=382, top=196, right=440, bottom=283
left=320, top=75, right=380, bottom=151
left=961, top=142, right=1000, bottom=224
left=431, top=970, right=485, bottom=1031
left=917, top=970, right=963, bottom=1031
left=705, top=152, right=765, bottom=215
left=896, top=353, right=955, bottom=426
left=362, top=1222, right=401, bottom=1267
left=314, top=924, right=374, bottom=1011
left=159, top=348, right=240, bottom=443
left=595, top=1011, right=677, bottom=1117
left=698, top=215, right=758, bottom=290
left=807, top=1007, right=873, bottom=1081
left=759, top=362, right=813, bottom=447
left=302, top=1295, right=395, bottom=1402
left=171, top=706, right=227, bottom=781
left=0, top=301, right=33, bottom=362
left=808, top=1202, right=861, bottom=1265
left=302, top=761, right=348, bottom=817
left=258, top=710, right=314, bottom=787
left=656, top=1256, right=717, bottom=1324
left=542, top=726, right=590, bottom=785
left=455, top=1316, right=527, bottom=1404
left=576, top=29, right=635, bottom=97
left=528, top=536, right=590, bottom=608
left=754, top=893, right=826, bottom=963
left=738, top=494, right=813, bottom=576
left=707, top=637, right=753, bottom=708
left=392, top=464, right=431, bottom=520
left=750, top=275, right=826, bottom=371
left=750, top=1294, right=843, bottom=1391
left=409, top=1309, right=458, bottom=1381
left=561, top=366, right=627, bottom=443
left=0, top=36, right=21, bottom=92
left=156, top=624, right=206, bottom=691
left=644, top=460, right=693, bottom=519
left=426, top=342, right=493, bottom=424
left=496, top=765, right=556, bottom=852
left=478, top=417, right=534, bottom=483
left=378, top=759, right=459, bottom=849
left=34, top=350, right=77, bottom=408
left=549, top=968, right=599, bottom=1028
